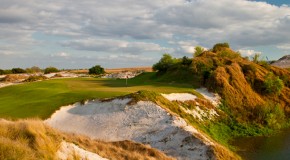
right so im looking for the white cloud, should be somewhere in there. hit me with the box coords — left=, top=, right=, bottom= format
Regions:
left=238, top=49, right=261, bottom=56
left=1, top=0, right=290, bottom=68
left=277, top=44, right=290, bottom=50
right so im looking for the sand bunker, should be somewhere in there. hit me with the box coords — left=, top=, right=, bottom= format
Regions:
left=57, top=141, right=107, bottom=160
left=46, top=98, right=215, bottom=160
left=161, top=93, right=197, bottom=102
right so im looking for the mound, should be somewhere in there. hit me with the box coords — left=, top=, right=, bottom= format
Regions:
left=0, top=119, right=172, bottom=160
left=45, top=91, right=239, bottom=160
left=271, top=55, right=290, bottom=68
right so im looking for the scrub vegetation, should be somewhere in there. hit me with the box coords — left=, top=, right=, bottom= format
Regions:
left=0, top=119, right=173, bottom=160
left=151, top=43, right=290, bottom=148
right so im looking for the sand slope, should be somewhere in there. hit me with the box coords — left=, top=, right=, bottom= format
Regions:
left=46, top=98, right=215, bottom=160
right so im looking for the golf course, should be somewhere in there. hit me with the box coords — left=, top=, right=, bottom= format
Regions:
left=0, top=72, right=196, bottom=119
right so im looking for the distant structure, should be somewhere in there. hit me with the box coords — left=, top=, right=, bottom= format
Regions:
left=271, top=55, right=290, bottom=68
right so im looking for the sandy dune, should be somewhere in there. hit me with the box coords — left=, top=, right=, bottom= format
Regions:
left=46, top=98, right=215, bottom=160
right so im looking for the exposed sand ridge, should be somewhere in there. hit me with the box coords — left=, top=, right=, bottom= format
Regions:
left=46, top=98, right=216, bottom=160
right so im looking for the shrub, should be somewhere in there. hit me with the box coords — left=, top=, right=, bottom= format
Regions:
left=89, top=65, right=105, bottom=75
left=193, top=46, right=205, bottom=57
left=11, top=68, right=26, bottom=74
left=44, top=67, right=59, bottom=74
left=24, top=75, right=47, bottom=82
left=26, top=66, right=42, bottom=73
left=0, top=69, right=4, bottom=75
left=153, top=54, right=176, bottom=72
left=263, top=72, right=284, bottom=95
left=212, top=43, right=230, bottom=52
left=181, top=56, right=192, bottom=66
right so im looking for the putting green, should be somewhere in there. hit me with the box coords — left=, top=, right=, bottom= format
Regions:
left=0, top=73, right=195, bottom=119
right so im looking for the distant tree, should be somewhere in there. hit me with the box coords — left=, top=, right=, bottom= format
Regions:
left=11, top=68, right=26, bottom=74
left=194, top=46, right=205, bottom=57
left=89, top=65, right=105, bottom=75
left=26, top=66, right=42, bottom=73
left=212, top=42, right=230, bottom=52
left=153, top=54, right=175, bottom=72
left=44, top=67, right=59, bottom=74
left=0, top=69, right=4, bottom=75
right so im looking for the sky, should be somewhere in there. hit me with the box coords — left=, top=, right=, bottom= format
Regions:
left=0, top=0, right=290, bottom=69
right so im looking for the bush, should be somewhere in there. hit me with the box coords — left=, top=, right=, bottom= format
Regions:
left=153, top=54, right=176, bottom=72
left=26, top=66, right=42, bottom=73
left=0, top=69, right=4, bottom=75
left=11, top=68, right=26, bottom=74
left=263, top=72, right=284, bottom=95
left=88, top=65, right=105, bottom=75
left=193, top=46, right=205, bottom=57
left=24, top=75, right=47, bottom=82
left=212, top=43, right=230, bottom=52
left=44, top=67, right=59, bottom=74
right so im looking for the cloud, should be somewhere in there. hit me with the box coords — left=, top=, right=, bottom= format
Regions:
left=1, top=0, right=290, bottom=68
left=238, top=49, right=261, bottom=56
left=62, top=38, right=170, bottom=54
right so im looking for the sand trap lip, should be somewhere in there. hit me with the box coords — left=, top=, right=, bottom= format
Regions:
left=57, top=141, right=108, bottom=160
left=195, top=88, right=221, bottom=107
left=161, top=93, right=197, bottom=102
left=46, top=98, right=215, bottom=160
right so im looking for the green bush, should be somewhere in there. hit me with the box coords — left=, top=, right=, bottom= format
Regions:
left=24, top=75, right=47, bottom=82
left=263, top=72, right=284, bottom=95
left=88, top=65, right=105, bottom=75
left=0, top=69, right=4, bottom=75
left=193, top=46, right=205, bottom=57
left=44, top=67, right=59, bottom=74
left=212, top=43, right=230, bottom=52
left=153, top=54, right=176, bottom=72
left=11, top=68, right=26, bottom=74
left=26, top=66, right=42, bottom=73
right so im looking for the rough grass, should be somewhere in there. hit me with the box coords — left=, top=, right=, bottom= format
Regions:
left=0, top=73, right=194, bottom=119
left=0, top=119, right=61, bottom=160
left=0, top=119, right=174, bottom=160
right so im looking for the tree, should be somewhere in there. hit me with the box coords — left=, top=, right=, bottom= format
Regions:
left=152, top=54, right=175, bottom=72
left=89, top=65, right=105, bottom=75
left=44, top=67, right=59, bottom=74
left=26, top=66, right=42, bottom=73
left=11, top=68, right=26, bottom=74
left=194, top=46, right=205, bottom=57
left=0, top=69, right=4, bottom=75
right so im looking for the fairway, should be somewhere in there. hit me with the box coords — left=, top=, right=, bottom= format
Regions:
left=0, top=73, right=195, bottom=119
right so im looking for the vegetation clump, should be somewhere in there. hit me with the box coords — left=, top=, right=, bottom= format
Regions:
left=152, top=42, right=290, bottom=146
left=44, top=67, right=59, bottom=74
left=89, top=65, right=105, bottom=75
left=0, top=119, right=173, bottom=160
left=24, top=75, right=47, bottom=82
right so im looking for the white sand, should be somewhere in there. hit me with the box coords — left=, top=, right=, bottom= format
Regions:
left=161, top=93, right=197, bottom=102
left=46, top=99, right=215, bottom=160
left=0, top=82, right=16, bottom=88
left=57, top=141, right=108, bottom=160
left=195, top=88, right=221, bottom=107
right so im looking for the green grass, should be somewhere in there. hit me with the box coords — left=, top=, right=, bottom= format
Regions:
left=0, top=73, right=195, bottom=119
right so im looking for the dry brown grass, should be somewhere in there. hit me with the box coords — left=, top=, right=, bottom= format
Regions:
left=63, top=134, right=174, bottom=160
left=0, top=119, right=174, bottom=160
left=0, top=119, right=61, bottom=160
left=191, top=47, right=290, bottom=121
left=2, top=74, right=29, bottom=82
